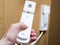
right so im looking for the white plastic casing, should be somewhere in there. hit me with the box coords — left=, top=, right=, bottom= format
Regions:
left=40, top=5, right=50, bottom=31
left=23, top=1, right=36, bottom=13
left=16, top=0, right=36, bottom=44
left=41, top=5, right=50, bottom=14
left=17, top=12, right=34, bottom=43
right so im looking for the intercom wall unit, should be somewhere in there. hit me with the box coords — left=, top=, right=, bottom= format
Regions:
left=40, top=5, right=50, bottom=31
left=30, top=5, right=50, bottom=45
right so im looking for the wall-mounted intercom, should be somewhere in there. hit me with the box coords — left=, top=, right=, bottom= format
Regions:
left=31, top=5, right=50, bottom=45
left=16, top=0, right=50, bottom=45
left=40, top=5, right=50, bottom=31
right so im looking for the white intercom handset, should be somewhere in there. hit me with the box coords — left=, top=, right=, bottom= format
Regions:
left=16, top=1, right=36, bottom=44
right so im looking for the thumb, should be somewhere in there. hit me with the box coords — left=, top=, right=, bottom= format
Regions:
left=17, top=23, right=28, bottom=30
left=8, top=23, right=27, bottom=32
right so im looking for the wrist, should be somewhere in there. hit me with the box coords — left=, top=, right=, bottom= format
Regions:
left=0, top=35, right=13, bottom=45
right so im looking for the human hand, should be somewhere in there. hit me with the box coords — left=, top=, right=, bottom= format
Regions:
left=0, top=23, right=37, bottom=45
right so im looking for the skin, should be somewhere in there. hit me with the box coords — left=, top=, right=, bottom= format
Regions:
left=0, top=23, right=37, bottom=45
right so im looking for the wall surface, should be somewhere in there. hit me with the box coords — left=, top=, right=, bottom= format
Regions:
left=48, top=0, right=60, bottom=45
left=0, top=0, right=4, bottom=38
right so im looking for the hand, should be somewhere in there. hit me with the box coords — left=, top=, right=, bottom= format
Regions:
left=0, top=23, right=37, bottom=45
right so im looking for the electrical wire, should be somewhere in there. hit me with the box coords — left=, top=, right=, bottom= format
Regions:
left=30, top=32, right=44, bottom=45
